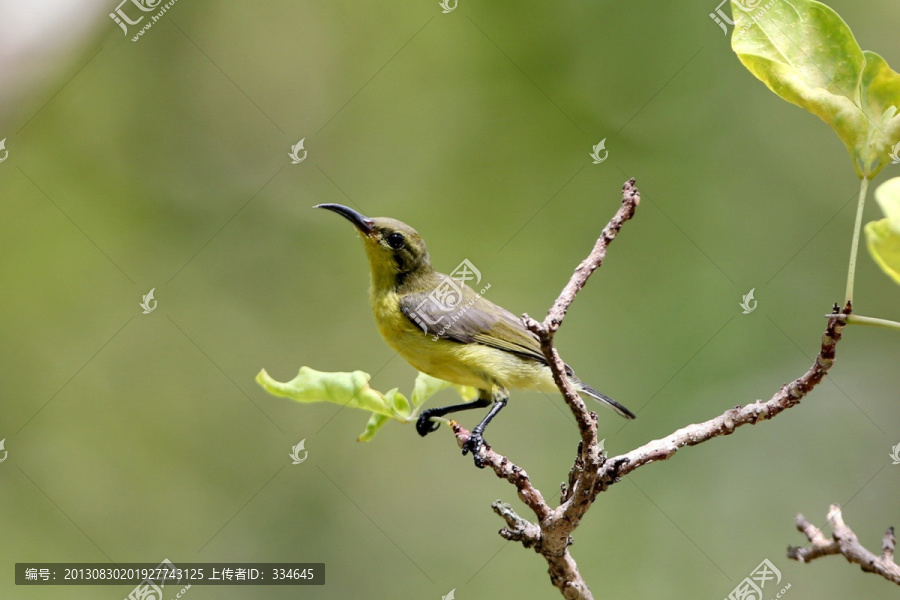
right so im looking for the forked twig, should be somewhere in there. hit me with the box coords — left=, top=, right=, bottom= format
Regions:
left=788, top=504, right=900, bottom=585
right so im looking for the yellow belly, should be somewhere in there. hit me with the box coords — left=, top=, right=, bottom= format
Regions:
left=371, top=289, right=555, bottom=393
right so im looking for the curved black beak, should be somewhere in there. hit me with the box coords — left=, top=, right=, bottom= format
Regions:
left=315, top=203, right=375, bottom=235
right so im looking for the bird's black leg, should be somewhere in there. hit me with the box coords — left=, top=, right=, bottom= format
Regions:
left=462, top=393, right=508, bottom=468
left=416, top=396, right=491, bottom=437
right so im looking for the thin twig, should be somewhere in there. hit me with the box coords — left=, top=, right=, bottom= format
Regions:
left=451, top=422, right=551, bottom=522
left=788, top=505, right=900, bottom=585
left=522, top=177, right=640, bottom=449
left=596, top=302, right=849, bottom=489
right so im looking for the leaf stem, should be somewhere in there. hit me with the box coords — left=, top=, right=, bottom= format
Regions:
left=845, top=176, right=870, bottom=305
left=845, top=314, right=900, bottom=332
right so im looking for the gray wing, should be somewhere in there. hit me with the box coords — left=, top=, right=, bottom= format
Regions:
left=399, top=283, right=547, bottom=364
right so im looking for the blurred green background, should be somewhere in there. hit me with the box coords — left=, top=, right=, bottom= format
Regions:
left=2, top=1, right=899, bottom=598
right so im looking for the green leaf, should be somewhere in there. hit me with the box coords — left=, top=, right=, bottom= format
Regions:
left=255, top=367, right=478, bottom=441
left=358, top=413, right=393, bottom=442
left=865, top=177, right=900, bottom=285
left=731, top=0, right=900, bottom=178
left=256, top=366, right=406, bottom=418
left=410, top=373, right=453, bottom=408
left=410, top=372, right=478, bottom=409
left=874, top=177, right=900, bottom=227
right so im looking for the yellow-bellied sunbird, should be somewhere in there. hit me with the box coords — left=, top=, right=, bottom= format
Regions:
left=316, top=203, right=635, bottom=465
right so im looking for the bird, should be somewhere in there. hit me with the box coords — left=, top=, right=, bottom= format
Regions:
left=315, top=203, right=635, bottom=466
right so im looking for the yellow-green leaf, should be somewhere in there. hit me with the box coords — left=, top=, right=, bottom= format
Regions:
left=410, top=372, right=478, bottom=408
left=256, top=367, right=478, bottom=441
left=256, top=366, right=405, bottom=418
left=358, top=413, right=393, bottom=442
left=865, top=221, right=900, bottom=283
left=865, top=177, right=900, bottom=284
left=874, top=177, right=900, bottom=228
left=731, top=0, right=900, bottom=178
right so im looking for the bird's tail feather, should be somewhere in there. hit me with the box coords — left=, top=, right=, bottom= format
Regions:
left=577, top=382, right=636, bottom=420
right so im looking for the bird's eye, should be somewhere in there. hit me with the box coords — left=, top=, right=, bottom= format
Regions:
left=386, top=232, right=405, bottom=249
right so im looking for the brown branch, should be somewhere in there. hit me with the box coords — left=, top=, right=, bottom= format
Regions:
left=448, top=180, right=640, bottom=600
left=466, top=178, right=637, bottom=600
left=595, top=302, right=849, bottom=490
left=787, top=505, right=900, bottom=584
left=451, top=422, right=592, bottom=598
left=541, top=177, right=641, bottom=335
left=445, top=178, right=856, bottom=599
left=522, top=178, right=640, bottom=446
left=451, top=422, right=551, bottom=523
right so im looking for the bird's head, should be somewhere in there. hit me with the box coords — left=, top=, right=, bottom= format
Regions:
left=315, top=203, right=433, bottom=290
